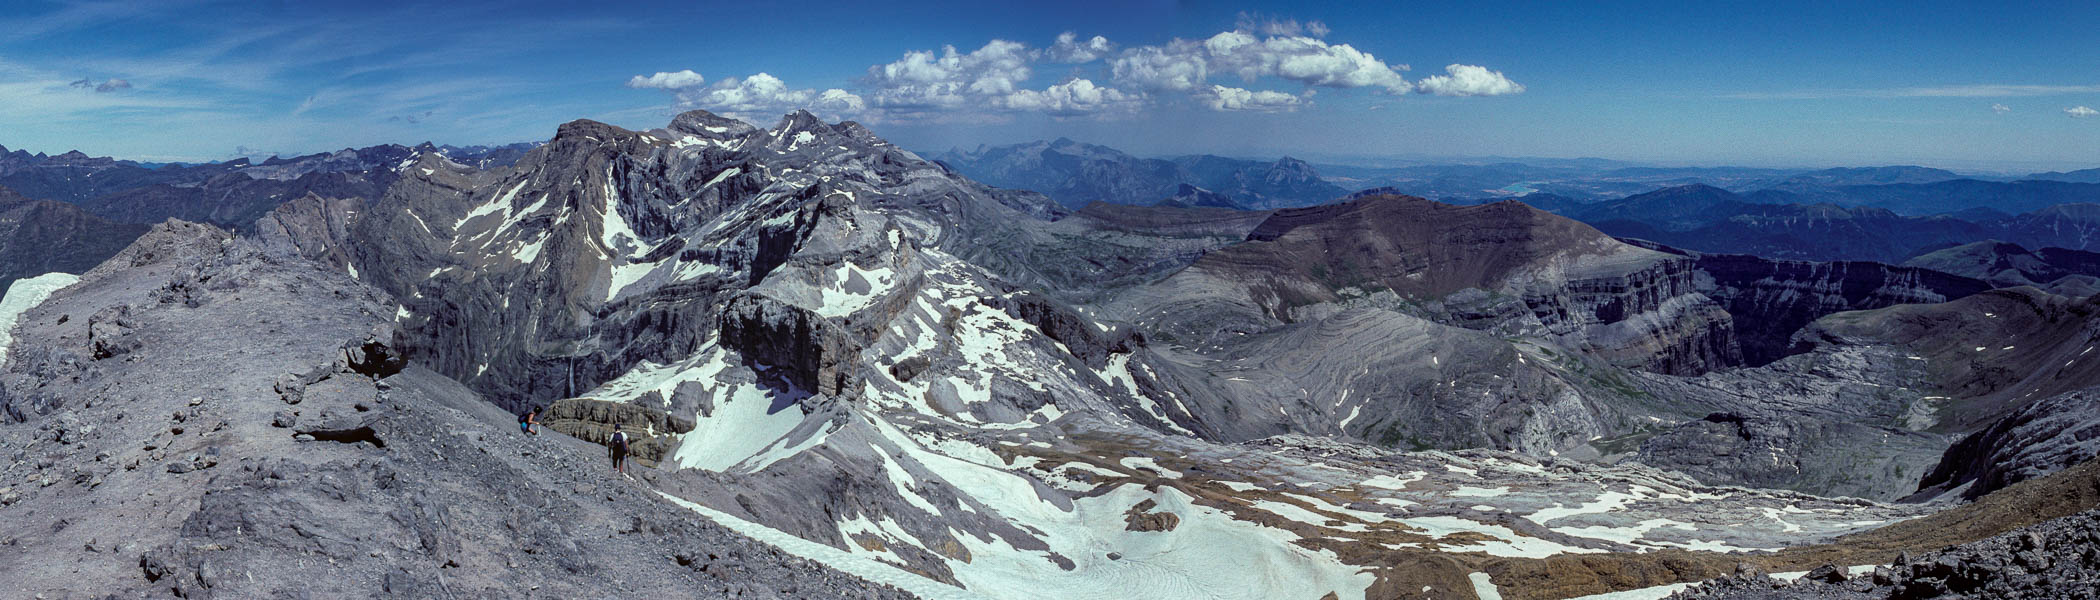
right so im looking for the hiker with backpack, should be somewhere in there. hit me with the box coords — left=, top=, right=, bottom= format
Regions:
left=519, top=406, right=541, bottom=435
left=608, top=424, right=630, bottom=475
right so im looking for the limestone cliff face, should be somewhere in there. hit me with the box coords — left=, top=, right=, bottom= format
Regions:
left=1628, top=287, right=2100, bottom=500
left=1918, top=386, right=2100, bottom=501
left=1523, top=257, right=1741, bottom=375
left=1165, top=194, right=1740, bottom=375
left=1684, top=253, right=1992, bottom=366
left=715, top=294, right=860, bottom=397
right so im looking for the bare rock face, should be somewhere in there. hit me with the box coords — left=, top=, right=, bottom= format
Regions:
left=542, top=397, right=694, bottom=464
left=982, top=290, right=1143, bottom=369
left=1799, top=287, right=2100, bottom=431
left=1519, top=257, right=1741, bottom=376
left=1629, top=285, right=2100, bottom=500
left=1123, top=499, right=1181, bottom=532
left=1672, top=251, right=1993, bottom=366
left=338, top=109, right=1060, bottom=415
left=716, top=293, right=860, bottom=397
left=1635, top=410, right=1947, bottom=501
left=253, top=192, right=362, bottom=271
left=1168, top=195, right=1741, bottom=376
left=1917, top=386, right=2100, bottom=500
left=85, top=219, right=234, bottom=277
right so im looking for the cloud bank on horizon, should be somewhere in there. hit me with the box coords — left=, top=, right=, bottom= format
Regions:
left=623, top=16, right=1524, bottom=123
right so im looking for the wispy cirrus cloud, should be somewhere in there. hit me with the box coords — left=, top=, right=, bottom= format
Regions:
left=69, top=78, right=132, bottom=92
left=1725, top=83, right=2100, bottom=100
left=2, top=2, right=643, bottom=159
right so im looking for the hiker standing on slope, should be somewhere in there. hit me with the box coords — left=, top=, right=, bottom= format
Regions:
left=609, top=424, right=630, bottom=475
left=519, top=406, right=541, bottom=435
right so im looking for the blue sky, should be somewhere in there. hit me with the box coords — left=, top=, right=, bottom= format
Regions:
left=2, top=0, right=2096, bottom=171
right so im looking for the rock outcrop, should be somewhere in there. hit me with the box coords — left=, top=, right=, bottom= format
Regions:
left=1670, top=509, right=2100, bottom=599
left=715, top=293, right=860, bottom=397
left=1148, top=195, right=1739, bottom=375
left=1916, top=386, right=2100, bottom=500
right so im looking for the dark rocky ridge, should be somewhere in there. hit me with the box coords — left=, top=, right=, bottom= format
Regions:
left=1904, top=240, right=2100, bottom=297
left=82, top=170, right=392, bottom=231
left=1621, top=239, right=1995, bottom=366
left=1803, top=287, right=2100, bottom=432
left=0, top=185, right=149, bottom=288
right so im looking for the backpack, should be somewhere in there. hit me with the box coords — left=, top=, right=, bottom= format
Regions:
left=611, top=431, right=628, bottom=452
left=519, top=411, right=531, bottom=424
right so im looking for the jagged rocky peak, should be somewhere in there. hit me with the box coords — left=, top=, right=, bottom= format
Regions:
left=83, top=219, right=235, bottom=280
left=548, top=118, right=658, bottom=154
left=254, top=192, right=361, bottom=267
left=757, top=109, right=841, bottom=152
left=1264, top=155, right=1317, bottom=180
left=668, top=108, right=758, bottom=140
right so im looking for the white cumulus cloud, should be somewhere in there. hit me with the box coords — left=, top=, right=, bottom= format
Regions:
left=864, top=40, right=1034, bottom=111
left=1991, top=103, right=2011, bottom=113
left=1047, top=32, right=1114, bottom=63
left=1414, top=64, right=1524, bottom=97
left=1114, top=32, right=1413, bottom=94
left=2067, top=106, right=2098, bottom=118
left=639, top=72, right=864, bottom=121
left=621, top=27, right=1518, bottom=122
left=814, top=88, right=866, bottom=113
left=999, top=78, right=1140, bottom=116
left=1201, top=85, right=1303, bottom=112
left=1109, top=40, right=1211, bottom=92
left=625, top=69, right=705, bottom=90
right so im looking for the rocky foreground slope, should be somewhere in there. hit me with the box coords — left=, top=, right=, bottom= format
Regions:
left=0, top=222, right=913, bottom=598
left=1671, top=509, right=2100, bottom=599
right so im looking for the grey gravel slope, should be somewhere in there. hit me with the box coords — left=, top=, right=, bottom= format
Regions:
left=0, top=221, right=914, bottom=599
